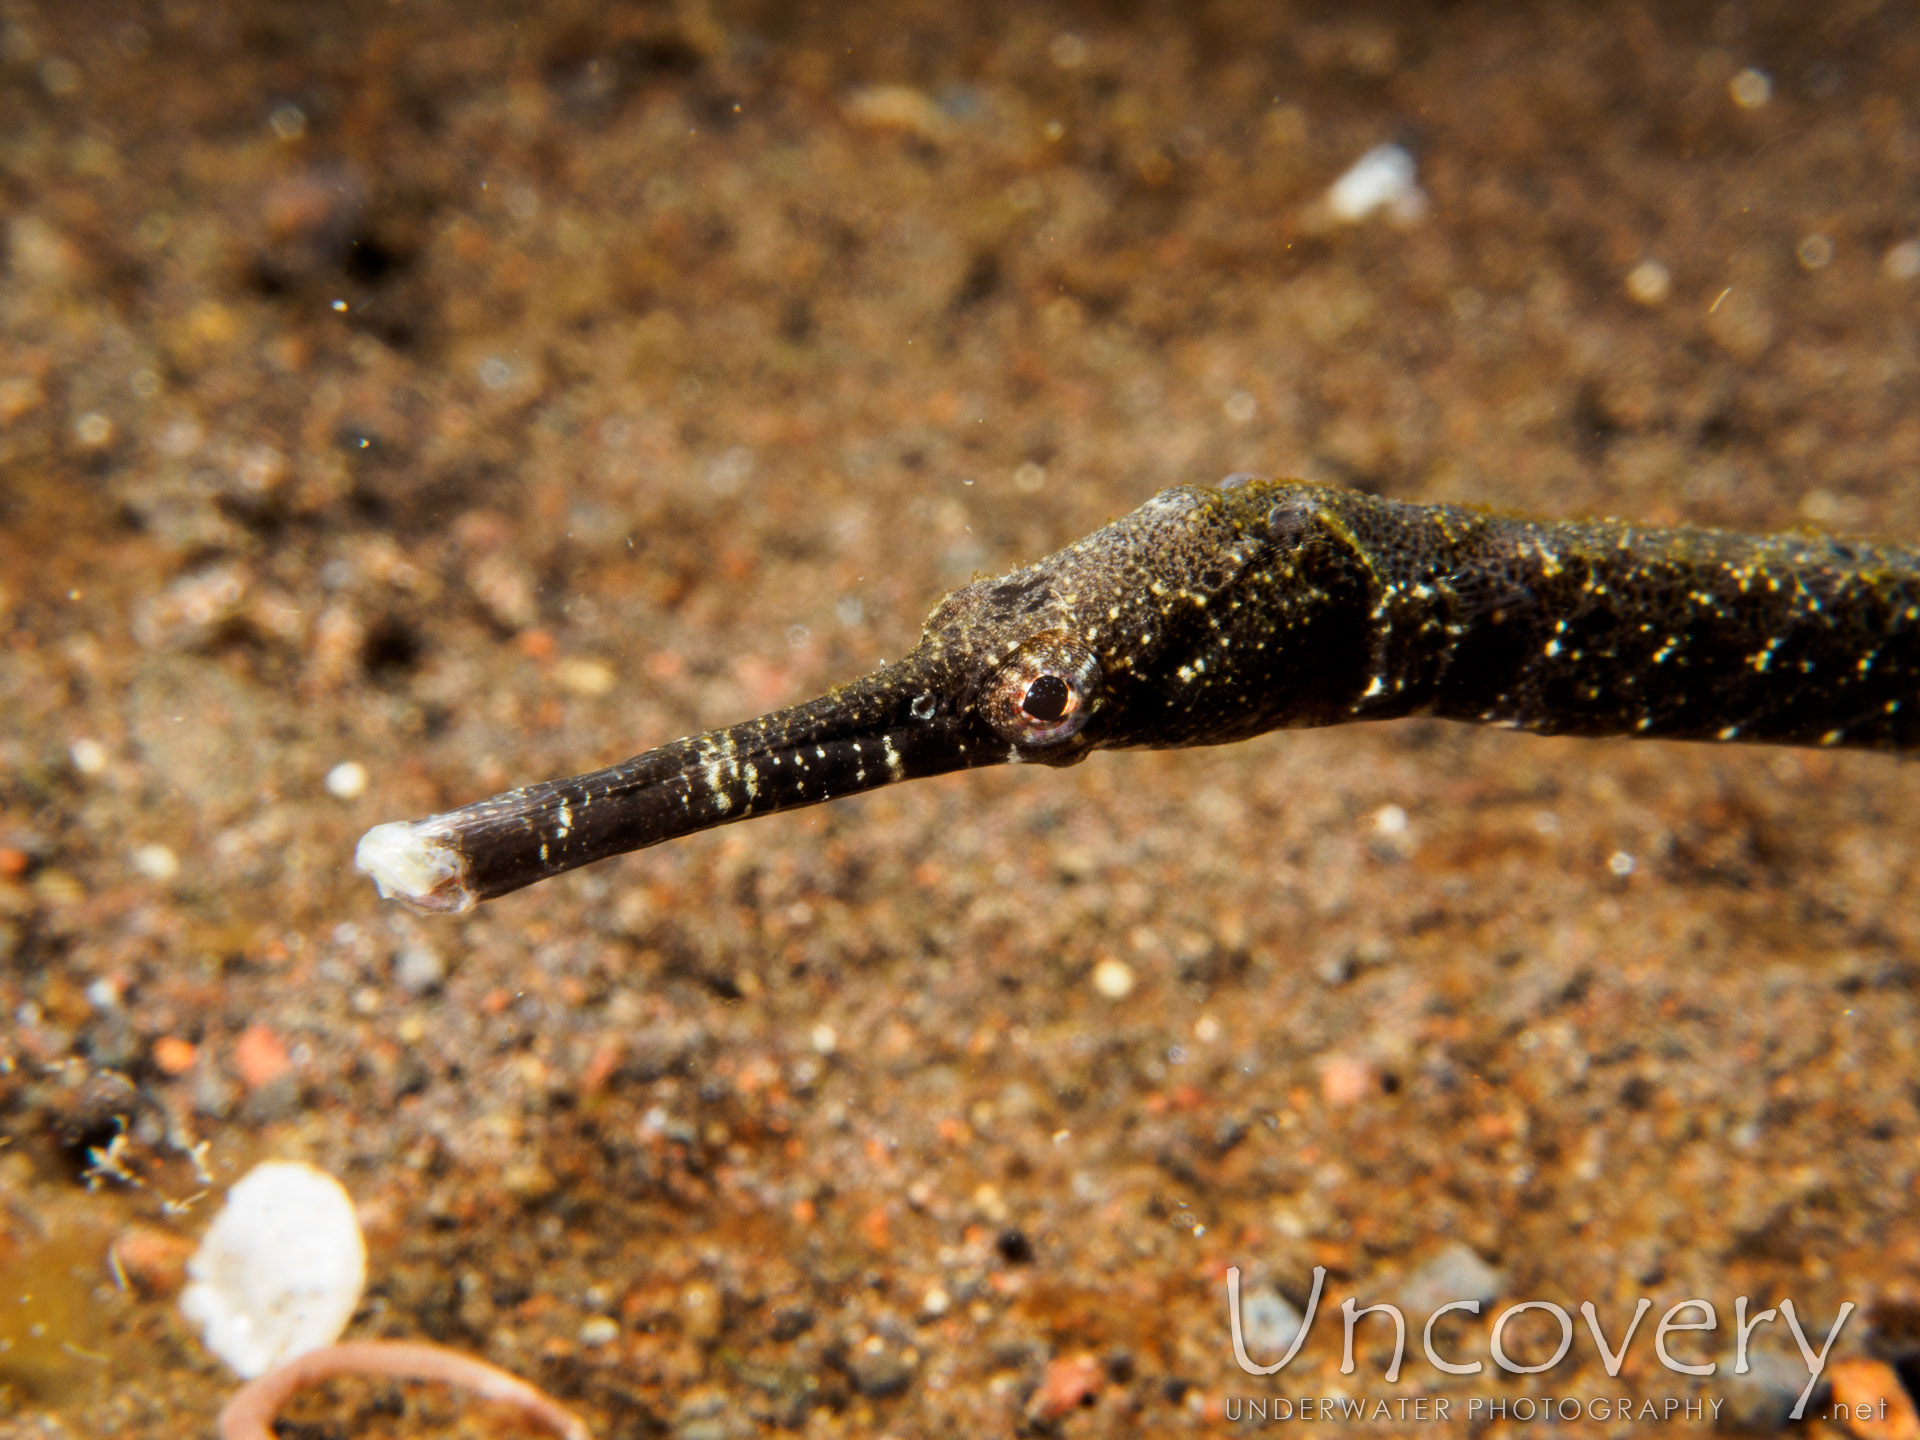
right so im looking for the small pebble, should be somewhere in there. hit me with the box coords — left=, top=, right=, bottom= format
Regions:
left=267, top=102, right=306, bottom=141
left=1091, top=957, right=1136, bottom=999
left=111, top=1225, right=193, bottom=1296
left=32, top=868, right=85, bottom=905
left=1625, top=259, right=1671, bottom=306
left=325, top=761, right=368, bottom=799
left=1326, top=143, right=1428, bottom=225
left=554, top=657, right=616, bottom=698
left=1316, top=949, right=1356, bottom=986
left=849, top=1341, right=917, bottom=1398
left=842, top=85, right=948, bottom=140
left=467, top=555, right=539, bottom=629
left=69, top=737, right=108, bottom=775
left=1729, top=67, right=1773, bottom=109
left=132, top=842, right=180, bottom=881
left=671, top=1389, right=737, bottom=1440
left=1608, top=851, right=1636, bottom=877
left=578, top=1315, right=620, bottom=1346
left=153, top=1035, right=198, bottom=1075
left=1886, top=240, right=1920, bottom=281
left=1028, top=1352, right=1102, bottom=1421
left=501, top=1162, right=559, bottom=1201
left=232, top=1023, right=292, bottom=1090
left=133, top=563, right=249, bottom=650
left=810, top=1022, right=838, bottom=1054
left=921, top=1286, right=951, bottom=1317
left=1318, top=1053, right=1373, bottom=1106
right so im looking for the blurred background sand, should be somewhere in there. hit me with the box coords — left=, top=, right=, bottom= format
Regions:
left=4, top=1, right=1920, bottom=1434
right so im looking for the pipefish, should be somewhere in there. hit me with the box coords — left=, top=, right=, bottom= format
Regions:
left=357, top=476, right=1920, bottom=914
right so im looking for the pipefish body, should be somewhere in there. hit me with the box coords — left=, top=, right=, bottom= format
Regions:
left=357, top=476, right=1920, bottom=914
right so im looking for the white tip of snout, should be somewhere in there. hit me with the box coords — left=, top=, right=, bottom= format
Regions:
left=355, top=820, right=474, bottom=914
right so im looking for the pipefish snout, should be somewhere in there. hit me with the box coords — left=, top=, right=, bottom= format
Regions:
left=357, top=476, right=1920, bottom=914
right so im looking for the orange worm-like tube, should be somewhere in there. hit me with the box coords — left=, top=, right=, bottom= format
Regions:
left=217, top=1340, right=593, bottom=1440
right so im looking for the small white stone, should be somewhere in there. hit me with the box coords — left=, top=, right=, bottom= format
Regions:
left=810, top=1023, right=838, bottom=1054
left=1625, top=259, right=1671, bottom=306
left=1194, top=1015, right=1222, bottom=1043
left=179, top=1161, right=367, bottom=1379
left=69, top=738, right=108, bottom=775
left=132, top=843, right=179, bottom=882
left=578, top=1315, right=620, bottom=1346
left=1373, top=803, right=1409, bottom=836
left=1886, top=240, right=1920, bottom=282
left=921, top=1286, right=951, bottom=1317
left=325, top=761, right=368, bottom=799
left=1729, top=67, right=1772, bottom=109
left=1326, top=144, right=1428, bottom=225
left=1091, top=957, right=1136, bottom=999
left=1608, top=851, right=1636, bottom=877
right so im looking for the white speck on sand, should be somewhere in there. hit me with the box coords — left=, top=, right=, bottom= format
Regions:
left=1326, top=143, right=1428, bottom=224
left=325, top=761, right=368, bottom=799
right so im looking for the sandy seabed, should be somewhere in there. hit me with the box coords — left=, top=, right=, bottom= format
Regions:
left=4, top=2, right=1920, bottom=1436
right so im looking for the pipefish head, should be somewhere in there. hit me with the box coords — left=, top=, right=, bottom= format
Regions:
left=356, top=483, right=1285, bottom=911
left=896, top=481, right=1283, bottom=762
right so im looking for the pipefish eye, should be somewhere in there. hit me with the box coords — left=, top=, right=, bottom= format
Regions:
left=1022, top=674, right=1073, bottom=722
left=984, top=641, right=1101, bottom=747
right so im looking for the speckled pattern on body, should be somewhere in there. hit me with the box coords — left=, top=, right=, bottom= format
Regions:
left=373, top=479, right=1920, bottom=909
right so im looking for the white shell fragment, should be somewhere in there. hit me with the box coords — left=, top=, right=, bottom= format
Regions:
left=1326, top=143, right=1428, bottom=225
left=179, top=1160, right=368, bottom=1378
